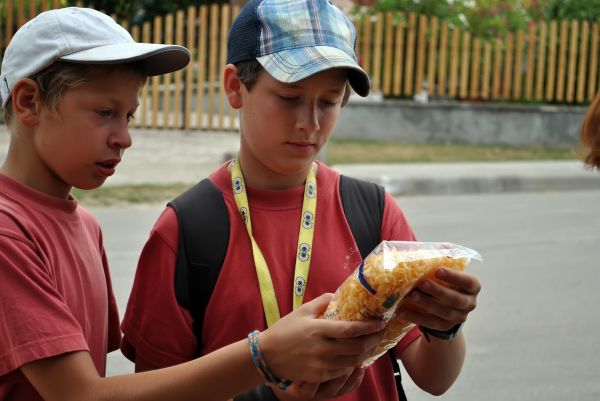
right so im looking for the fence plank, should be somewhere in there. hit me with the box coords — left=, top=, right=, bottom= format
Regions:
left=197, top=5, right=208, bottom=130
left=459, top=31, right=470, bottom=99
left=437, top=21, right=448, bottom=97
left=162, top=14, right=173, bottom=128
left=28, top=0, right=36, bottom=19
left=546, top=21, right=558, bottom=101
left=482, top=42, right=491, bottom=99
left=449, top=28, right=460, bottom=97
left=502, top=33, right=514, bottom=99
left=6, top=0, right=14, bottom=46
left=577, top=21, right=589, bottom=103
left=588, top=24, right=600, bottom=101
left=184, top=6, right=196, bottom=130
left=525, top=25, right=536, bottom=100
left=40, top=0, right=48, bottom=12
left=427, top=16, right=438, bottom=96
left=138, top=23, right=151, bottom=128
left=492, top=38, right=502, bottom=100
left=566, top=20, right=579, bottom=103
left=404, top=12, right=416, bottom=96
left=535, top=21, right=547, bottom=101
left=556, top=19, right=569, bottom=102
left=207, top=4, right=219, bottom=131
left=392, top=16, right=404, bottom=96
left=382, top=12, right=394, bottom=96
left=415, top=14, right=427, bottom=94
left=217, top=4, right=230, bottom=131
left=361, top=14, right=372, bottom=76
left=18, top=0, right=25, bottom=27
left=354, top=15, right=362, bottom=60
left=151, top=16, right=162, bottom=129
left=372, top=13, right=384, bottom=93
left=470, top=37, right=480, bottom=99
left=513, top=30, right=524, bottom=100
left=174, top=10, right=184, bottom=128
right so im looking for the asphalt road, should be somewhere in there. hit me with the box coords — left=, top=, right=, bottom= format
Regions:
left=94, top=189, right=600, bottom=401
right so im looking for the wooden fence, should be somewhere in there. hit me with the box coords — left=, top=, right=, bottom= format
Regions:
left=2, top=2, right=600, bottom=132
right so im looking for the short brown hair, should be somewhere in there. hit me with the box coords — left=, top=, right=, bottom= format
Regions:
left=235, top=59, right=352, bottom=106
left=581, top=93, right=600, bottom=169
left=3, top=61, right=146, bottom=127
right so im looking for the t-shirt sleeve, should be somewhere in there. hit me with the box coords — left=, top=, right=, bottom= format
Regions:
left=380, top=192, right=421, bottom=353
left=99, top=235, right=122, bottom=354
left=0, top=222, right=88, bottom=377
left=381, top=191, right=417, bottom=243
left=120, top=207, right=197, bottom=368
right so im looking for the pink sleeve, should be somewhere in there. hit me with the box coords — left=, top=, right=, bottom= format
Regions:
left=381, top=192, right=417, bottom=242
left=120, top=208, right=197, bottom=368
left=0, top=228, right=88, bottom=377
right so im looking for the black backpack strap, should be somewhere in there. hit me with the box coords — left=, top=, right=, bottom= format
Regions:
left=339, top=175, right=384, bottom=260
left=339, top=175, right=407, bottom=401
left=168, top=178, right=230, bottom=357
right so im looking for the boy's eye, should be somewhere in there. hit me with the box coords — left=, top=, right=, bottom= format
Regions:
left=321, top=99, right=339, bottom=106
left=96, top=109, right=113, bottom=118
left=278, top=95, right=299, bottom=102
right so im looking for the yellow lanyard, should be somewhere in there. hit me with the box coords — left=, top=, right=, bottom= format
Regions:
left=230, top=158, right=317, bottom=327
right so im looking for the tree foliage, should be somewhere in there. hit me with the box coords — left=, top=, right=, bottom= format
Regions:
left=354, top=0, right=600, bottom=39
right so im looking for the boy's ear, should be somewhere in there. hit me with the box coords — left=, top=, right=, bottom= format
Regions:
left=223, top=64, right=243, bottom=109
left=11, top=79, right=42, bottom=127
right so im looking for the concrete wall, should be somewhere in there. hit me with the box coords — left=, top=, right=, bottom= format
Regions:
left=334, top=99, right=587, bottom=148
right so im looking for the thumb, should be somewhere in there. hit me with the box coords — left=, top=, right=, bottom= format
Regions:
left=303, top=293, right=334, bottom=317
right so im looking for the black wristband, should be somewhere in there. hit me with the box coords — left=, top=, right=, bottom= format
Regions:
left=419, top=323, right=463, bottom=342
left=233, top=384, right=278, bottom=401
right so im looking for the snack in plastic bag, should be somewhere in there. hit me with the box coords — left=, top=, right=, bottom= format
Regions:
left=322, top=241, right=482, bottom=366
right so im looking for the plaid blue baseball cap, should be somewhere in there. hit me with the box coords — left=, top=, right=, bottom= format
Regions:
left=227, top=0, right=370, bottom=97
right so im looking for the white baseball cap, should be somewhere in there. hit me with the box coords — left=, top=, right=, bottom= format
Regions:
left=0, top=7, right=191, bottom=107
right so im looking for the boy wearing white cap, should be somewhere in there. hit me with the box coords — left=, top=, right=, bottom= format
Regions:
left=0, top=7, right=387, bottom=401
left=121, top=1, right=482, bottom=400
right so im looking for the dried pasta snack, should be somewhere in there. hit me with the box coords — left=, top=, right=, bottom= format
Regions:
left=322, top=241, right=482, bottom=367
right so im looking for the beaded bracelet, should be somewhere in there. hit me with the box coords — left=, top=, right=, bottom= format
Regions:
left=247, top=330, right=293, bottom=392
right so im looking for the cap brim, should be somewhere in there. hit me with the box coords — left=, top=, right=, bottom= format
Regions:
left=256, top=46, right=370, bottom=97
left=60, top=42, right=191, bottom=76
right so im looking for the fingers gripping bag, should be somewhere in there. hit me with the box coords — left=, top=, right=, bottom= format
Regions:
left=322, top=241, right=482, bottom=367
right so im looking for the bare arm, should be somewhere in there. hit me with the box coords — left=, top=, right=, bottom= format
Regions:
left=21, top=293, right=385, bottom=401
left=396, top=268, right=481, bottom=395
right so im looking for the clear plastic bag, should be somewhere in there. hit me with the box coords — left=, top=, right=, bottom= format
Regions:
left=322, top=241, right=482, bottom=367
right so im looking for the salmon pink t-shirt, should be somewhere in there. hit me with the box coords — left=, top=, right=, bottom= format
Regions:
left=121, top=162, right=419, bottom=401
left=0, top=174, right=121, bottom=401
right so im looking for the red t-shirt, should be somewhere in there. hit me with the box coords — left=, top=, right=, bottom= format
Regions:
left=0, top=174, right=121, bottom=401
left=121, top=162, right=420, bottom=401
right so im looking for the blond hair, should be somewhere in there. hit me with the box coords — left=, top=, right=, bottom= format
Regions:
left=3, top=61, right=146, bottom=127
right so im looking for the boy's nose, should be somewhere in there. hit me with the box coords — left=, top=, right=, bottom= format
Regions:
left=109, top=122, right=133, bottom=149
left=295, top=104, right=320, bottom=133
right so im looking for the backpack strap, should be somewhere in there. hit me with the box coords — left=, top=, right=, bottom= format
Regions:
left=339, top=175, right=408, bottom=401
left=168, top=178, right=230, bottom=357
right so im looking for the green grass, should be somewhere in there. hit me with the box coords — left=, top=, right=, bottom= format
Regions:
left=326, top=139, right=579, bottom=164
left=72, top=183, right=191, bottom=207
left=71, top=140, right=580, bottom=206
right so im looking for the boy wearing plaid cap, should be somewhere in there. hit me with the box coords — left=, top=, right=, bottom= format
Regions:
left=0, top=6, right=386, bottom=401
left=121, top=0, right=482, bottom=400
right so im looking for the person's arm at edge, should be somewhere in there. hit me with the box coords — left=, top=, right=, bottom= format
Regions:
left=20, top=293, right=385, bottom=401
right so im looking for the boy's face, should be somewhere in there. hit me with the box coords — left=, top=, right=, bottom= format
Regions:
left=32, top=70, right=142, bottom=197
left=238, top=67, right=347, bottom=185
